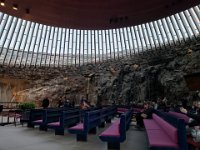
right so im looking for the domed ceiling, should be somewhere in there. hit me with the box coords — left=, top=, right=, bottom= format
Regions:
left=0, top=0, right=199, bottom=29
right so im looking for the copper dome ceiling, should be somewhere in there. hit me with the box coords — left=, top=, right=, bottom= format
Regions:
left=0, top=0, right=200, bottom=29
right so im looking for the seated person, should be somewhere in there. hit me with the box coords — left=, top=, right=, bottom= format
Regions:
left=180, top=101, right=200, bottom=142
left=42, top=97, right=49, bottom=109
left=80, top=98, right=90, bottom=110
left=135, top=102, right=154, bottom=128
left=0, top=105, right=3, bottom=112
left=58, top=99, right=63, bottom=108
left=189, top=101, right=197, bottom=114
left=180, top=101, right=200, bottom=127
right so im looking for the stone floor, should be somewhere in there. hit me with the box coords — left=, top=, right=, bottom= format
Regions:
left=0, top=119, right=148, bottom=150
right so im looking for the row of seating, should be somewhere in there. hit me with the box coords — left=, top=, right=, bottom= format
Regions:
left=99, top=109, right=133, bottom=150
left=167, top=111, right=200, bottom=149
left=144, top=110, right=187, bottom=150
left=27, top=106, right=117, bottom=136
left=68, top=107, right=116, bottom=141
left=19, top=106, right=135, bottom=150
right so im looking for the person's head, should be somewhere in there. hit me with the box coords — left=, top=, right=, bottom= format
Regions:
left=196, top=101, right=200, bottom=109
left=192, top=101, right=197, bottom=107
left=143, top=102, right=149, bottom=109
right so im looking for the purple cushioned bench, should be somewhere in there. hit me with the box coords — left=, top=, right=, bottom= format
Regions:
left=117, top=108, right=128, bottom=114
left=33, top=120, right=43, bottom=123
left=68, top=110, right=102, bottom=141
left=68, top=107, right=116, bottom=141
left=167, top=111, right=189, bottom=124
left=144, top=113, right=179, bottom=150
left=47, top=121, right=60, bottom=127
left=132, top=107, right=143, bottom=114
left=99, top=110, right=132, bottom=150
left=100, top=119, right=120, bottom=137
left=47, top=109, right=81, bottom=135
left=143, top=119, right=161, bottom=130
left=69, top=123, right=83, bottom=131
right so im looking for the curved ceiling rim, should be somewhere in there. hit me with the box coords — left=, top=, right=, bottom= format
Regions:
left=0, top=0, right=199, bottom=29
left=0, top=4, right=199, bottom=67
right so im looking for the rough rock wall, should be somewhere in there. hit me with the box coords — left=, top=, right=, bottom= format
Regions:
left=0, top=37, right=200, bottom=106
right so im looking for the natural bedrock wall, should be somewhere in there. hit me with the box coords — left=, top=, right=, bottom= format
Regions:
left=0, top=37, right=199, bottom=106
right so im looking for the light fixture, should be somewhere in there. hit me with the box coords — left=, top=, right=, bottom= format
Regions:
left=0, top=0, right=5, bottom=6
left=13, top=4, right=18, bottom=10
left=26, top=8, right=30, bottom=14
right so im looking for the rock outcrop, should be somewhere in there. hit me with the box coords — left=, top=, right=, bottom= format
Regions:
left=0, top=37, right=200, bottom=106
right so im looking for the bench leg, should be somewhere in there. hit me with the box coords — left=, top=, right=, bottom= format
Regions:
left=77, top=134, right=87, bottom=141
left=55, top=129, right=64, bottom=135
left=98, top=122, right=105, bottom=128
left=188, top=144, right=198, bottom=150
left=106, top=119, right=111, bottom=123
left=89, top=127, right=97, bottom=134
left=108, top=142, right=120, bottom=150
left=27, top=123, right=34, bottom=128
left=39, top=125, right=47, bottom=131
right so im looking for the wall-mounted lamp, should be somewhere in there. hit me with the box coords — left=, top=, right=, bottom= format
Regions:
left=26, top=8, right=30, bottom=14
left=0, top=0, right=5, bottom=6
left=13, top=4, right=18, bottom=10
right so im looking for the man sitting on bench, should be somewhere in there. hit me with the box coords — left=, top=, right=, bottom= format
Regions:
left=180, top=101, right=200, bottom=142
left=135, top=102, right=154, bottom=128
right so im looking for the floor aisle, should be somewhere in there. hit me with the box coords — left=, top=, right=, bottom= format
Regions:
left=0, top=123, right=148, bottom=150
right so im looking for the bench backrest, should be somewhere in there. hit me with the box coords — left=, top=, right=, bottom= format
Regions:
left=44, top=109, right=62, bottom=124
left=133, top=107, right=143, bottom=113
left=119, top=109, right=133, bottom=142
left=20, top=110, right=31, bottom=121
left=103, top=106, right=116, bottom=120
left=154, top=110, right=188, bottom=150
left=30, top=109, right=44, bottom=122
left=168, top=111, right=189, bottom=124
left=84, top=110, right=101, bottom=132
left=61, top=109, right=81, bottom=126
left=153, top=113, right=178, bottom=143
left=117, top=107, right=128, bottom=112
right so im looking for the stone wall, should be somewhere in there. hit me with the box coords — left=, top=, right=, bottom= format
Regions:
left=0, top=37, right=200, bottom=106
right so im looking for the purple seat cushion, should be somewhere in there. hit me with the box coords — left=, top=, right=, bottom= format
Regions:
left=146, top=130, right=179, bottom=149
left=153, top=114, right=178, bottom=143
left=117, top=108, right=128, bottom=113
left=69, top=123, right=84, bottom=131
left=112, top=119, right=120, bottom=125
left=48, top=122, right=60, bottom=127
left=117, top=111, right=125, bottom=114
left=168, top=111, right=189, bottom=124
left=133, top=108, right=143, bottom=112
left=33, top=119, right=43, bottom=123
left=100, top=123, right=120, bottom=137
left=143, top=119, right=161, bottom=130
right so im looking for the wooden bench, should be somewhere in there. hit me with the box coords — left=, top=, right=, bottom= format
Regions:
left=68, top=109, right=101, bottom=141
left=30, top=108, right=63, bottom=131
left=144, top=110, right=188, bottom=150
left=167, top=111, right=190, bottom=124
left=28, top=109, right=44, bottom=128
left=47, top=109, right=81, bottom=135
left=103, top=106, right=116, bottom=124
left=167, top=111, right=200, bottom=149
left=68, top=107, right=116, bottom=141
left=99, top=109, right=132, bottom=150
left=117, top=107, right=128, bottom=116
